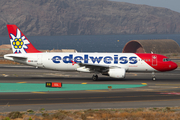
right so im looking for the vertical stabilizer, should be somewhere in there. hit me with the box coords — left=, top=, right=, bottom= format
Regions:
left=7, top=24, right=41, bottom=54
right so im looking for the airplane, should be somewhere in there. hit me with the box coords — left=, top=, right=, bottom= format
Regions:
left=4, top=24, right=178, bottom=81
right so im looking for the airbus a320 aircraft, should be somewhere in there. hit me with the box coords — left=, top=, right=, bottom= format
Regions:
left=4, top=25, right=178, bottom=81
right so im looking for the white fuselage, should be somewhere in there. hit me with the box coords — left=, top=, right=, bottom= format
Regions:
left=4, top=52, right=155, bottom=72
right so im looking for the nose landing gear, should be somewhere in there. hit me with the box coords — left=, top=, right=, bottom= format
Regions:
left=152, top=72, right=156, bottom=81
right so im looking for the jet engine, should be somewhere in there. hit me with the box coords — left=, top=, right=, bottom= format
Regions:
left=108, top=68, right=126, bottom=78
left=77, top=67, right=90, bottom=72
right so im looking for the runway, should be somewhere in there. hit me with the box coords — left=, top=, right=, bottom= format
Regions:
left=0, top=64, right=180, bottom=112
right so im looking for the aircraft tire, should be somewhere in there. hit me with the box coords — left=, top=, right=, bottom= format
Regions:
left=92, top=75, right=98, bottom=81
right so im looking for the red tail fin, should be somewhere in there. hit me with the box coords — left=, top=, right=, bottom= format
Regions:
left=7, top=24, right=41, bottom=54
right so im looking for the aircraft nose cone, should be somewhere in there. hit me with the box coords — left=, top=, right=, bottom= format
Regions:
left=171, top=62, right=178, bottom=70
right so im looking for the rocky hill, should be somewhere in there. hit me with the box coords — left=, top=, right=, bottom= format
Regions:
left=0, top=0, right=180, bottom=36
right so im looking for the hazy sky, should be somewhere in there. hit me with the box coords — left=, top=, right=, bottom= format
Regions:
left=109, top=0, right=180, bottom=13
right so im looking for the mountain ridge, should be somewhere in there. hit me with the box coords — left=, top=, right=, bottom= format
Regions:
left=0, top=0, right=180, bottom=36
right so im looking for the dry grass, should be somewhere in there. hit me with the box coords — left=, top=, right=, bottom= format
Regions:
left=1, top=107, right=180, bottom=120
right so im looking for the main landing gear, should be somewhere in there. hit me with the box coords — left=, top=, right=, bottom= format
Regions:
left=92, top=75, right=98, bottom=81
left=152, top=72, right=156, bottom=81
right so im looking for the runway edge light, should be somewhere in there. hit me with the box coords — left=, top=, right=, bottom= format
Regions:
left=46, top=82, right=62, bottom=88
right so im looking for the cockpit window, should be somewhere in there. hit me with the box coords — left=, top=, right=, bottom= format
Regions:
left=163, top=58, right=171, bottom=62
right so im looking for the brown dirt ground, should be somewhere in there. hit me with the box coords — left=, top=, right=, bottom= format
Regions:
left=0, top=107, right=180, bottom=120
left=0, top=59, right=20, bottom=65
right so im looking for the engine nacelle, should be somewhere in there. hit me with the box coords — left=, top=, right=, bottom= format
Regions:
left=77, top=67, right=90, bottom=72
left=108, top=68, right=125, bottom=78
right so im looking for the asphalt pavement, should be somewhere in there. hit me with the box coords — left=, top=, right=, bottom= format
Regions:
left=0, top=64, right=180, bottom=112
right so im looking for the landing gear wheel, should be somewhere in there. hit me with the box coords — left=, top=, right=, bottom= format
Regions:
left=152, top=72, right=156, bottom=81
left=92, top=75, right=98, bottom=81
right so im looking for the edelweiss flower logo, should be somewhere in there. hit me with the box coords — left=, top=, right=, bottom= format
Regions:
left=13, top=38, right=23, bottom=49
left=10, top=28, right=30, bottom=53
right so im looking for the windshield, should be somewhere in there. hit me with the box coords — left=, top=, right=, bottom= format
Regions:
left=163, top=58, right=171, bottom=62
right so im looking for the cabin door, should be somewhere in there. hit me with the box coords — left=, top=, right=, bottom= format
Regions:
left=37, top=54, right=43, bottom=67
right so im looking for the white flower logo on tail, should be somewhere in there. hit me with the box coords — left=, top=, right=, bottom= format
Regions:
left=10, top=28, right=30, bottom=53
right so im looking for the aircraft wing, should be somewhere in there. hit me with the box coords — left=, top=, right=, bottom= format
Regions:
left=79, top=63, right=108, bottom=68
left=78, top=62, right=121, bottom=73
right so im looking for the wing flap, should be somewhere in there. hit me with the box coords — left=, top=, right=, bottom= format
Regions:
left=79, top=63, right=109, bottom=69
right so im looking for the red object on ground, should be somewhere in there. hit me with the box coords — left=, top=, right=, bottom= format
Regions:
left=51, top=82, right=62, bottom=87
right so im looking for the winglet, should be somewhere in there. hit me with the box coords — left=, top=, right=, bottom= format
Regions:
left=7, top=24, right=42, bottom=54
